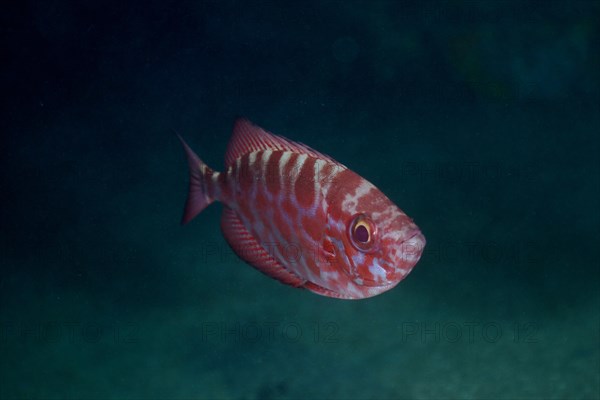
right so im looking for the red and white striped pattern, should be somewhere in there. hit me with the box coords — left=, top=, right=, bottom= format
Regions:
left=179, top=118, right=425, bottom=299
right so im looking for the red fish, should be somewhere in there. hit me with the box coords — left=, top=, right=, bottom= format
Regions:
left=179, top=118, right=425, bottom=299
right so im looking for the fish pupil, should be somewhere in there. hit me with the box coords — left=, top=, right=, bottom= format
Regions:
left=354, top=225, right=369, bottom=243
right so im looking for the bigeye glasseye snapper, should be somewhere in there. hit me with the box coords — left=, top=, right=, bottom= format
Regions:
left=178, top=118, right=425, bottom=299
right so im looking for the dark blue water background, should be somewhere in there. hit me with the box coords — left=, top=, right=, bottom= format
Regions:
left=2, top=1, right=599, bottom=398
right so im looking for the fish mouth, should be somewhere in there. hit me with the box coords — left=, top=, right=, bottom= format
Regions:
left=383, top=229, right=425, bottom=282
left=348, top=229, right=426, bottom=288
left=401, top=229, right=426, bottom=261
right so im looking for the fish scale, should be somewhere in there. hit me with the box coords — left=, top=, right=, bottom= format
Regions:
left=178, top=118, right=425, bottom=299
left=233, top=150, right=318, bottom=270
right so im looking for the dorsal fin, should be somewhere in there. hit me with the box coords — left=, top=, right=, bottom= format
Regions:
left=224, top=118, right=343, bottom=167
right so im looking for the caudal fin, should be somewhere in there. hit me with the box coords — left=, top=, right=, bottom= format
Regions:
left=177, top=135, right=216, bottom=225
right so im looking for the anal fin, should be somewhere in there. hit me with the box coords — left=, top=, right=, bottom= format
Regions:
left=220, top=207, right=305, bottom=288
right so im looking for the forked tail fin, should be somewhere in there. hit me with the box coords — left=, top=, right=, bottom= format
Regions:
left=177, top=135, right=217, bottom=224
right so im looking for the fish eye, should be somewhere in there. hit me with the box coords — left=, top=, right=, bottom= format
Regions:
left=348, top=213, right=377, bottom=252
